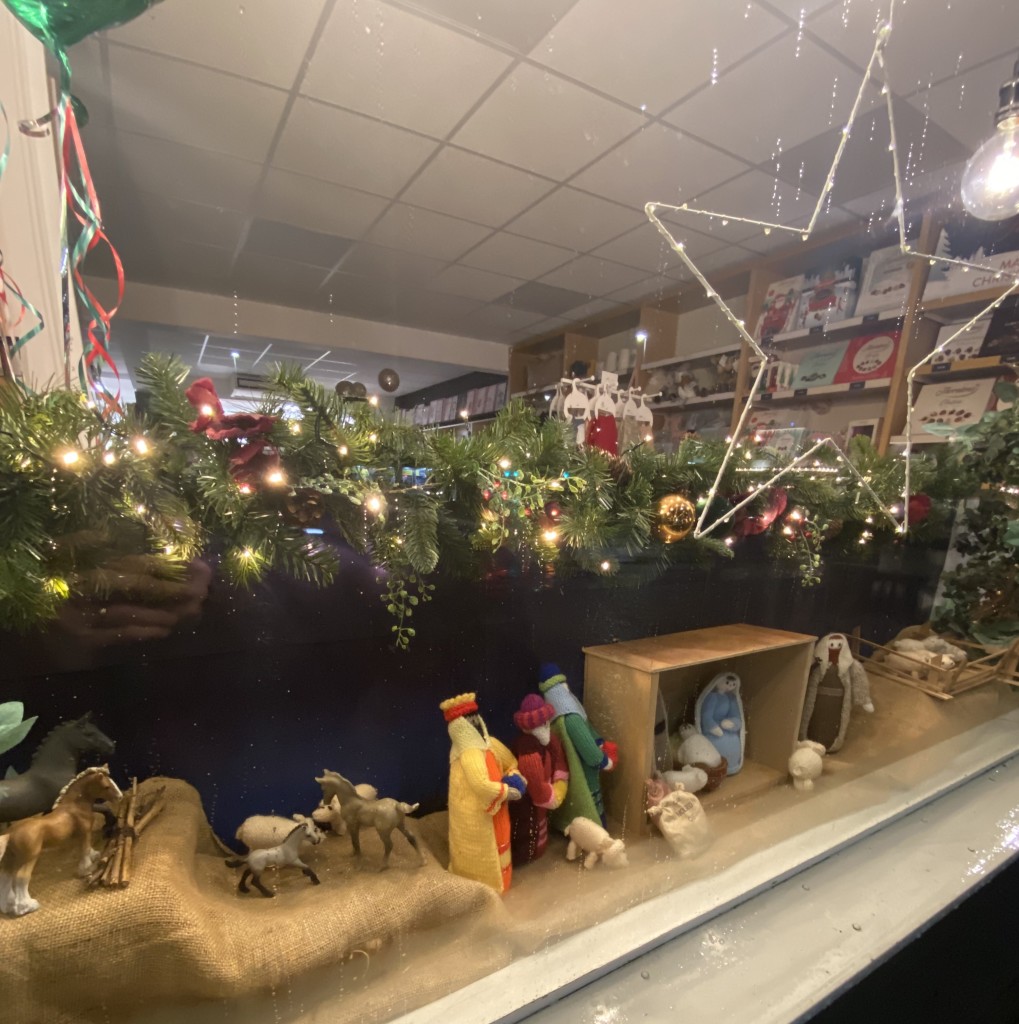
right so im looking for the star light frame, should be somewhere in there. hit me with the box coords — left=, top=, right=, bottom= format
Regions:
left=644, top=0, right=1019, bottom=538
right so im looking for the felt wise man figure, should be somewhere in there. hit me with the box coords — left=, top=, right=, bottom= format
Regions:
left=539, top=664, right=617, bottom=830
left=800, top=633, right=874, bottom=754
left=440, top=693, right=526, bottom=893
left=510, top=694, right=569, bottom=865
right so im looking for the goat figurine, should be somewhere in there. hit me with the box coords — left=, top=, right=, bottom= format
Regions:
left=226, top=819, right=324, bottom=898
left=315, top=770, right=424, bottom=869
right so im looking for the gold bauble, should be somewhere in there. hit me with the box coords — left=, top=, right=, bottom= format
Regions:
left=657, top=494, right=696, bottom=543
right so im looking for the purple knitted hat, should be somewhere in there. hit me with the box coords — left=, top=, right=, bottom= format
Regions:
left=514, top=693, right=555, bottom=731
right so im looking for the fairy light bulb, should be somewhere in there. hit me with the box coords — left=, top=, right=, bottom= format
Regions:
left=102, top=451, right=117, bottom=466
left=338, top=445, right=349, bottom=457
left=133, top=437, right=150, bottom=455
left=542, top=528, right=559, bottom=544
left=59, top=450, right=80, bottom=467
left=238, top=482, right=254, bottom=495
left=240, top=548, right=254, bottom=560
left=368, top=395, right=379, bottom=407
left=961, top=58, right=1019, bottom=221
left=200, top=404, right=215, bottom=417
left=600, top=560, right=611, bottom=572
left=498, top=457, right=511, bottom=470
left=265, top=469, right=286, bottom=486
left=366, top=494, right=382, bottom=514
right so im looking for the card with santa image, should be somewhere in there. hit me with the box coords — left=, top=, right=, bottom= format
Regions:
left=753, top=275, right=804, bottom=342
left=833, top=331, right=900, bottom=384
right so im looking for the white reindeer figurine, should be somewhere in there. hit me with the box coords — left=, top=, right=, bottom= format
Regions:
left=226, top=819, right=324, bottom=898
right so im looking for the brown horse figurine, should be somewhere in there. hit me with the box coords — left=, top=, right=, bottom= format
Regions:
left=0, top=766, right=122, bottom=917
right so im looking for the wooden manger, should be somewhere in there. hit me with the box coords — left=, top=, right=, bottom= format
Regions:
left=865, top=635, right=1019, bottom=700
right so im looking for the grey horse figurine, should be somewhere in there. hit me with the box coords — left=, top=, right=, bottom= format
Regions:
left=0, top=713, right=116, bottom=823
left=315, top=770, right=424, bottom=869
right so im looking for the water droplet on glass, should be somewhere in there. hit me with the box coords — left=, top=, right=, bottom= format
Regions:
left=763, top=227, right=772, bottom=235
left=641, top=970, right=651, bottom=980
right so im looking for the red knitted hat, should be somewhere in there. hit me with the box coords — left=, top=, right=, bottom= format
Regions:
left=514, top=693, right=555, bottom=731
left=440, top=692, right=478, bottom=722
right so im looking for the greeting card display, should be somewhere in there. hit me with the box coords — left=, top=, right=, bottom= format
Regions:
left=795, top=261, right=861, bottom=331
left=981, top=296, right=1019, bottom=359
left=911, top=378, right=997, bottom=436
left=754, top=275, right=804, bottom=342
left=756, top=427, right=811, bottom=457
left=856, top=246, right=913, bottom=315
left=790, top=341, right=849, bottom=389
left=833, top=331, right=900, bottom=384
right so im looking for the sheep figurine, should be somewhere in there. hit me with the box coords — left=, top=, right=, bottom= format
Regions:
left=891, top=636, right=966, bottom=666
left=235, top=814, right=325, bottom=851
left=884, top=648, right=952, bottom=680
left=671, top=724, right=722, bottom=768
left=662, top=765, right=708, bottom=794
left=788, top=740, right=827, bottom=792
left=564, top=817, right=629, bottom=869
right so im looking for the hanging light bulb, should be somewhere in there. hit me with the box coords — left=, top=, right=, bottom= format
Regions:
left=961, top=57, right=1019, bottom=221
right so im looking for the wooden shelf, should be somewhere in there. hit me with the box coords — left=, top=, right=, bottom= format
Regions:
left=767, top=308, right=905, bottom=347
left=920, top=285, right=1017, bottom=321
left=424, top=414, right=498, bottom=431
left=889, top=434, right=953, bottom=445
left=652, top=390, right=736, bottom=411
left=642, top=343, right=741, bottom=371
left=914, top=355, right=1017, bottom=382
left=748, top=378, right=892, bottom=404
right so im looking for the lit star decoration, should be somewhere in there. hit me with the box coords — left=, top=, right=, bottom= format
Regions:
left=644, top=0, right=1018, bottom=537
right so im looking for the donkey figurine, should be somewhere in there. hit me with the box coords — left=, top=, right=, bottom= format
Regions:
left=0, top=713, right=116, bottom=824
left=315, top=770, right=424, bottom=869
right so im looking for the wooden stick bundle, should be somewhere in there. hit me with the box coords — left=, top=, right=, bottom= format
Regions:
left=88, top=779, right=165, bottom=888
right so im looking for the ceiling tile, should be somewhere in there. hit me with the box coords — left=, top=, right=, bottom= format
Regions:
left=452, top=63, right=647, bottom=179
left=103, top=191, right=247, bottom=252
left=365, top=203, right=492, bottom=260
left=231, top=251, right=330, bottom=306
left=809, top=0, right=1019, bottom=88
left=273, top=97, right=438, bottom=197
left=672, top=170, right=822, bottom=237
left=494, top=281, right=593, bottom=316
left=401, top=146, right=555, bottom=225
left=126, top=240, right=236, bottom=294
left=303, top=0, right=513, bottom=137
left=459, top=232, right=575, bottom=277
left=591, top=222, right=724, bottom=277
left=539, top=255, right=648, bottom=296
left=114, top=132, right=263, bottom=209
left=775, top=97, right=968, bottom=206
left=70, top=39, right=113, bottom=126
left=457, top=304, right=548, bottom=338
left=505, top=188, right=644, bottom=251
left=244, top=219, right=354, bottom=268
left=391, top=0, right=578, bottom=54
left=429, top=264, right=526, bottom=301
left=907, top=54, right=1016, bottom=150
left=664, top=36, right=874, bottom=165
left=563, top=297, right=623, bottom=321
left=385, top=290, right=491, bottom=335
left=255, top=169, right=390, bottom=237
left=107, top=46, right=287, bottom=163
left=101, top=0, right=325, bottom=89
left=533, top=0, right=786, bottom=113
left=338, top=243, right=448, bottom=286
left=607, top=274, right=681, bottom=304
left=571, top=123, right=750, bottom=211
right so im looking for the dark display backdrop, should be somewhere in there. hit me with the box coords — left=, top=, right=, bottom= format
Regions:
left=0, top=539, right=945, bottom=841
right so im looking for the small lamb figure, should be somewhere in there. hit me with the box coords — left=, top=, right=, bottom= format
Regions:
left=564, top=816, right=629, bottom=869
left=662, top=765, right=708, bottom=794
left=236, top=814, right=324, bottom=851
left=788, top=740, right=827, bottom=792
left=885, top=649, right=950, bottom=679
left=672, top=724, right=722, bottom=768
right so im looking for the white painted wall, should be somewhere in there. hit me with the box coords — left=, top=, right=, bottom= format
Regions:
left=0, top=5, right=83, bottom=391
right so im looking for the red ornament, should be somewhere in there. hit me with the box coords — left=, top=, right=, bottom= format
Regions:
left=500, top=490, right=509, bottom=500
left=908, top=493, right=932, bottom=524
left=482, top=488, right=492, bottom=502
left=185, top=377, right=277, bottom=440
left=733, top=487, right=788, bottom=537
left=544, top=500, right=562, bottom=519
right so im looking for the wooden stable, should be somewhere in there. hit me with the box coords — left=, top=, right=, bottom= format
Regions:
left=582, top=624, right=816, bottom=837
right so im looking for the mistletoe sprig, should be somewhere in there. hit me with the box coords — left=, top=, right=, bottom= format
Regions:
left=0, top=353, right=981, bottom=646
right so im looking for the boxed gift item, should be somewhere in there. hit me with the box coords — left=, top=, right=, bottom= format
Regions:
left=833, top=330, right=901, bottom=383
left=791, top=341, right=850, bottom=388
left=980, top=296, right=1019, bottom=359
left=795, top=261, right=861, bottom=330
left=934, top=318, right=992, bottom=362
left=754, top=275, right=804, bottom=342
left=856, top=245, right=913, bottom=315
left=911, top=378, right=997, bottom=435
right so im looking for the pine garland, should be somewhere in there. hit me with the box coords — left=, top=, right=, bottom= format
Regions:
left=0, top=354, right=987, bottom=647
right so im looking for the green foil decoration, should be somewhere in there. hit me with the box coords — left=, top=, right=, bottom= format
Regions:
left=2, top=0, right=162, bottom=81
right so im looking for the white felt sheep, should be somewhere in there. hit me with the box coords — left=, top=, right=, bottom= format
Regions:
left=885, top=649, right=953, bottom=679
left=564, top=817, right=629, bottom=869
left=788, top=740, right=827, bottom=792
left=891, top=636, right=966, bottom=666
left=662, top=765, right=708, bottom=794
left=235, top=814, right=325, bottom=851
left=672, top=724, right=722, bottom=768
